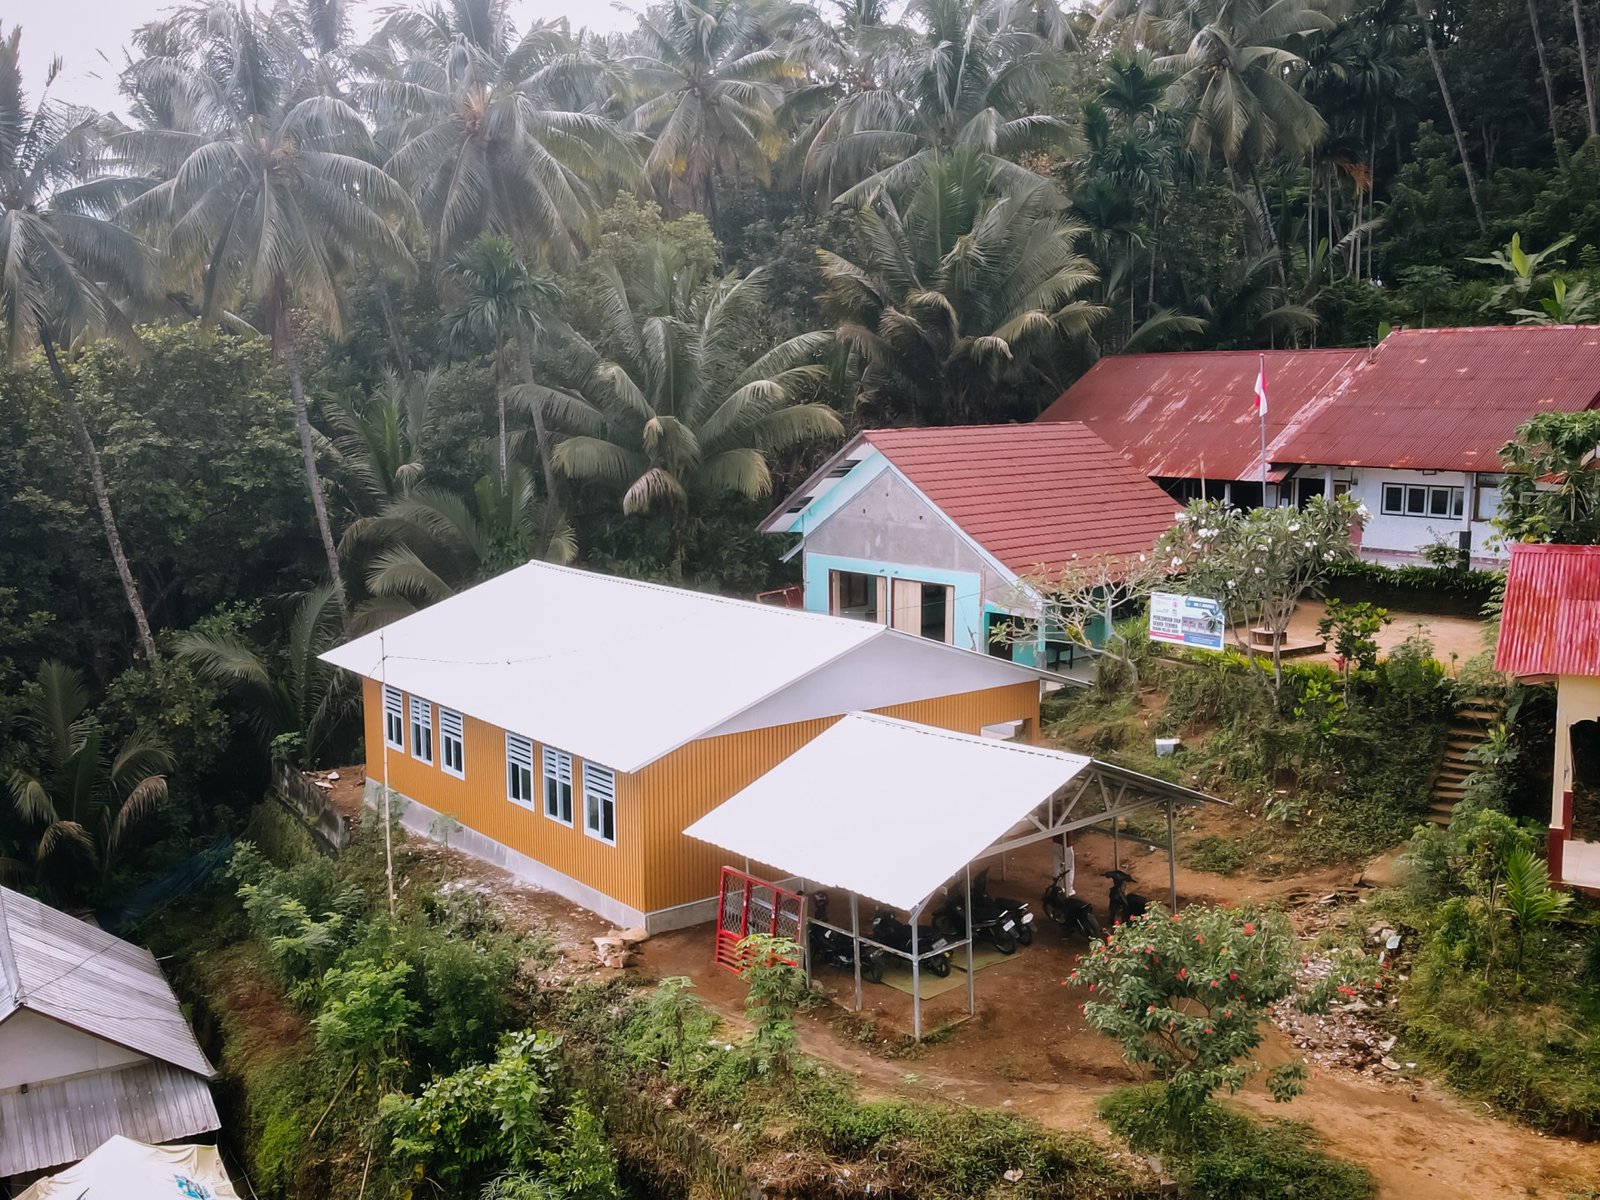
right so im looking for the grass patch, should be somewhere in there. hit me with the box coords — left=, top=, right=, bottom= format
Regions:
left=1185, top=834, right=1252, bottom=875
left=1099, top=1084, right=1375, bottom=1200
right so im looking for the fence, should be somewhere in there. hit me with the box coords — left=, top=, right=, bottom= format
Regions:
left=269, top=759, right=352, bottom=854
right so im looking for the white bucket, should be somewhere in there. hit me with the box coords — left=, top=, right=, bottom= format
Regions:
left=1154, top=738, right=1180, bottom=757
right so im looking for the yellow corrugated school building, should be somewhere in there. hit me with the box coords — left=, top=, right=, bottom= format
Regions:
left=325, top=562, right=1044, bottom=930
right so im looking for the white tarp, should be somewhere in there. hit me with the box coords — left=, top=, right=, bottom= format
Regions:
left=684, top=713, right=1092, bottom=911
left=16, top=1136, right=241, bottom=1200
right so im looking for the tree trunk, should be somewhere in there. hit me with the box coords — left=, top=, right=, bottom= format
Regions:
left=1416, top=0, right=1489, bottom=232
left=518, top=343, right=563, bottom=517
left=495, top=334, right=507, bottom=484
left=278, top=317, right=349, bottom=629
left=1575, top=0, right=1599, bottom=137
left=1528, top=0, right=1561, bottom=143
left=375, top=279, right=412, bottom=375
left=40, top=329, right=159, bottom=665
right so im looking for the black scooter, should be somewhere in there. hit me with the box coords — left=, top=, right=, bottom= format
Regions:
left=808, top=892, right=884, bottom=983
left=1105, top=869, right=1149, bottom=926
left=871, top=910, right=953, bottom=977
left=974, top=870, right=1037, bottom=946
left=933, top=870, right=1027, bottom=954
left=1042, top=869, right=1103, bottom=940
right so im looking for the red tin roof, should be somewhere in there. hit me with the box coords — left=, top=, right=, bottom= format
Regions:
left=1495, top=542, right=1600, bottom=679
left=1038, top=348, right=1364, bottom=481
left=1273, top=325, right=1600, bottom=471
left=861, top=423, right=1180, bottom=574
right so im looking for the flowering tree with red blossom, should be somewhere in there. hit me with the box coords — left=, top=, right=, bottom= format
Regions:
left=1071, top=904, right=1304, bottom=1128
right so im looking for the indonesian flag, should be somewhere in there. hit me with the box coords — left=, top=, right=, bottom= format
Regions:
left=1254, top=355, right=1269, bottom=417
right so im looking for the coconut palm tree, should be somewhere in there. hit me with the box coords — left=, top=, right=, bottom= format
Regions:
left=6, top=662, right=171, bottom=899
left=1152, top=0, right=1331, bottom=174
left=547, top=244, right=841, bottom=571
left=623, top=0, right=790, bottom=230
left=118, top=3, right=418, bottom=622
left=441, top=234, right=561, bottom=504
left=0, top=28, right=159, bottom=663
left=819, top=149, right=1102, bottom=423
left=801, top=0, right=1073, bottom=204
left=362, top=463, right=576, bottom=623
left=175, top=584, right=353, bottom=767
left=367, top=3, right=640, bottom=265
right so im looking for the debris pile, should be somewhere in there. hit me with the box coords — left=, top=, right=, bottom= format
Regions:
left=1270, top=921, right=1415, bottom=1080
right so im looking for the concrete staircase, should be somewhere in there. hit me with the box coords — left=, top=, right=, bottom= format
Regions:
left=1427, top=697, right=1506, bottom=825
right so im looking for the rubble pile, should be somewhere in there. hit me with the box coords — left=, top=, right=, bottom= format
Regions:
left=1270, top=919, right=1414, bottom=1081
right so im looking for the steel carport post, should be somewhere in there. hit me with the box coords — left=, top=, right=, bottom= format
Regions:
left=910, top=899, right=922, bottom=1041
left=964, top=864, right=975, bottom=1017
left=850, top=892, right=863, bottom=1012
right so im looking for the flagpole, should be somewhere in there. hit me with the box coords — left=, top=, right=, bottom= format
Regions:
left=1258, top=354, right=1268, bottom=504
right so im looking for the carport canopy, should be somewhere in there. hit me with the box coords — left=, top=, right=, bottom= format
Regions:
left=685, top=711, right=1219, bottom=915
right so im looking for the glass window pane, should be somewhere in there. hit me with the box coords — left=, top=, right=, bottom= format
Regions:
left=1383, top=485, right=1403, bottom=513
left=1406, top=487, right=1427, bottom=514
left=1429, top=488, right=1450, bottom=516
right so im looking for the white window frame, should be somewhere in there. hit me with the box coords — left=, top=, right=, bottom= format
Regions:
left=506, top=734, right=534, bottom=807
left=543, top=747, right=574, bottom=825
left=409, top=696, right=434, bottom=765
left=383, top=686, right=405, bottom=752
left=1380, top=482, right=1464, bottom=519
left=583, top=762, right=617, bottom=846
left=439, top=708, right=465, bottom=779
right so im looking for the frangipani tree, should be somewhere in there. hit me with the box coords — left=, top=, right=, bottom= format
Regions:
left=1001, top=551, right=1170, bottom=686
left=1158, top=494, right=1366, bottom=687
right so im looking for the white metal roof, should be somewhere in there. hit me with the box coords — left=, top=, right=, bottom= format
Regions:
left=321, top=561, right=1043, bottom=773
left=684, top=713, right=1094, bottom=911
left=0, top=887, right=214, bottom=1079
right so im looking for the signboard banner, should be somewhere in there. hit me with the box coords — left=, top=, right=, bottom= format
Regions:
left=1148, top=592, right=1226, bottom=652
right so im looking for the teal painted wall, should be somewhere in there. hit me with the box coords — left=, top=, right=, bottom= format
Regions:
left=804, top=551, right=988, bottom=651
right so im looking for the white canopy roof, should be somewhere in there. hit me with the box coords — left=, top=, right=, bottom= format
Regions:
left=684, top=713, right=1094, bottom=911
left=16, top=1136, right=241, bottom=1200
left=322, top=561, right=1043, bottom=773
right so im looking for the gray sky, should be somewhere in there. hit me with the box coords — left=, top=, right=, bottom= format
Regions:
left=18, top=0, right=640, bottom=117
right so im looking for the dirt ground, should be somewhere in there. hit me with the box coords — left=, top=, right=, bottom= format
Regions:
left=326, top=777, right=1600, bottom=1199
left=1284, top=600, right=1491, bottom=670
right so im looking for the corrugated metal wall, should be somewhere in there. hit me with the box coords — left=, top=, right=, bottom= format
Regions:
left=361, top=678, right=1039, bottom=918
left=361, top=679, right=648, bottom=909
left=629, top=681, right=1041, bottom=913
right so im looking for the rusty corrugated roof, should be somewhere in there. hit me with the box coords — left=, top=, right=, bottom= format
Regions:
left=1038, top=349, right=1364, bottom=481
left=1273, top=326, right=1600, bottom=471
left=862, top=423, right=1181, bottom=574
left=1495, top=543, right=1600, bottom=679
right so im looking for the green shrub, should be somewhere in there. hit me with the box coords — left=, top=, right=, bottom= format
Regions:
left=313, top=957, right=418, bottom=1084
left=228, top=841, right=366, bottom=991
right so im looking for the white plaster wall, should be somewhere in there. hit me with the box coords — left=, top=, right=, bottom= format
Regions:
left=1332, top=468, right=1504, bottom=561
left=0, top=1008, right=145, bottom=1088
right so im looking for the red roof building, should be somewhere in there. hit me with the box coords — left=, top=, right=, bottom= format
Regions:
left=761, top=423, right=1180, bottom=662
left=856, top=424, right=1180, bottom=574
left=1038, top=348, right=1366, bottom=483
left=1273, top=326, right=1600, bottom=472
left=1495, top=542, right=1600, bottom=892
left=1495, top=543, right=1600, bottom=681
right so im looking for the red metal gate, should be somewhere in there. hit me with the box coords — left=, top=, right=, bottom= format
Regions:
left=714, top=866, right=804, bottom=974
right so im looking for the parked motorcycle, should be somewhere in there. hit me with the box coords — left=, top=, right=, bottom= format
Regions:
left=807, top=891, right=884, bottom=983
left=975, top=871, right=1037, bottom=946
left=1042, top=869, right=1103, bottom=940
left=933, top=870, right=1028, bottom=954
left=1104, top=869, right=1149, bottom=926
left=871, top=910, right=953, bottom=977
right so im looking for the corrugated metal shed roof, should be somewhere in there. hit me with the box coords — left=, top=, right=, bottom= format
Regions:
left=0, top=1060, right=221, bottom=1177
left=1038, top=349, right=1364, bottom=480
left=0, top=887, right=214, bottom=1078
left=860, top=423, right=1181, bottom=573
left=1273, top=326, right=1600, bottom=470
left=1495, top=543, right=1600, bottom=679
left=321, top=562, right=1044, bottom=772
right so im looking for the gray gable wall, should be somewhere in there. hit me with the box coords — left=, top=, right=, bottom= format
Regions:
left=802, top=467, right=1024, bottom=613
